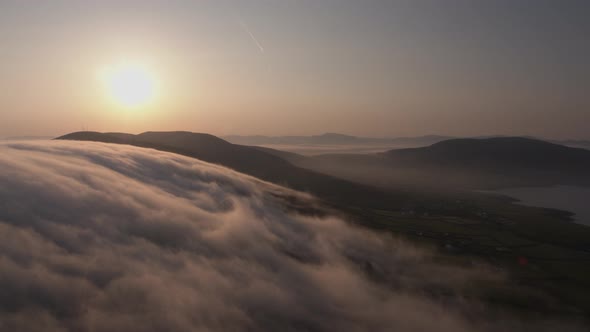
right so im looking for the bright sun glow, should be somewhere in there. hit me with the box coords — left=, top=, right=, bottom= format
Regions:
left=100, top=63, right=157, bottom=108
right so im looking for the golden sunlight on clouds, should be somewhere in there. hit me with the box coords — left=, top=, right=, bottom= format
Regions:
left=98, top=62, right=158, bottom=109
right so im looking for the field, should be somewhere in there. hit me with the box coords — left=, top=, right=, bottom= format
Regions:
left=334, top=189, right=590, bottom=317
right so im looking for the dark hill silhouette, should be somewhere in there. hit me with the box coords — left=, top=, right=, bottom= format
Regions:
left=310, top=133, right=361, bottom=144
left=385, top=137, right=590, bottom=171
left=293, top=137, right=590, bottom=190
left=555, top=139, right=590, bottom=150
left=59, top=131, right=295, bottom=181
left=56, top=131, right=405, bottom=209
left=59, top=133, right=590, bottom=191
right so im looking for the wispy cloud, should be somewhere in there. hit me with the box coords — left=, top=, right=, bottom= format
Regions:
left=239, top=19, right=265, bottom=54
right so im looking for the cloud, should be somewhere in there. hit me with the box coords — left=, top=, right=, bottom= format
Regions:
left=0, top=141, right=583, bottom=331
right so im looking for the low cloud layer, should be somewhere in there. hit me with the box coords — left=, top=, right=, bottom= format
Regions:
left=0, top=141, right=583, bottom=331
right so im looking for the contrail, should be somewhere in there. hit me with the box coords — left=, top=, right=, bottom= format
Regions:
left=225, top=1, right=265, bottom=54
left=239, top=19, right=265, bottom=53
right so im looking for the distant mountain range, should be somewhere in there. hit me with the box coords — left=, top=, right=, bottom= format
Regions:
left=292, top=137, right=590, bottom=190
left=224, top=133, right=590, bottom=152
left=224, top=133, right=453, bottom=148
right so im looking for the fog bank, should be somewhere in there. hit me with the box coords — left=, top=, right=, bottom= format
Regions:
left=0, top=141, right=583, bottom=331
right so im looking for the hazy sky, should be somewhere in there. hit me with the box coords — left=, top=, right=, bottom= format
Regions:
left=0, top=0, right=588, bottom=139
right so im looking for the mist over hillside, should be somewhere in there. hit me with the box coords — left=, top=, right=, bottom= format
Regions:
left=2, top=141, right=583, bottom=331
left=224, top=133, right=454, bottom=155
left=57, top=131, right=407, bottom=210
left=293, top=137, right=590, bottom=190
left=53, top=131, right=590, bottom=322
left=224, top=133, right=453, bottom=147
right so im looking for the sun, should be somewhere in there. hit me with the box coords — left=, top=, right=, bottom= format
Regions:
left=100, top=62, right=157, bottom=108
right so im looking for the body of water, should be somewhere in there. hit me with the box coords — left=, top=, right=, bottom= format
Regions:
left=492, top=186, right=590, bottom=227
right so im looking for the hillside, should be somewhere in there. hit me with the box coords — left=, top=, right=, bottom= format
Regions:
left=55, top=133, right=590, bottom=317
left=555, top=139, right=590, bottom=150
left=386, top=137, right=590, bottom=168
left=57, top=131, right=404, bottom=209
left=293, top=137, right=590, bottom=190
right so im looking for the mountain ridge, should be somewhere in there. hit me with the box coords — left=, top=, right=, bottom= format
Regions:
left=56, top=131, right=405, bottom=210
left=293, top=137, right=590, bottom=190
left=224, top=133, right=590, bottom=151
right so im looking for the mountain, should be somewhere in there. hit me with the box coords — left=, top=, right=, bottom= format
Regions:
left=224, top=133, right=453, bottom=147
left=55, top=132, right=590, bottom=309
left=555, top=139, right=590, bottom=150
left=58, top=133, right=590, bottom=191
left=293, top=137, right=590, bottom=190
left=56, top=131, right=404, bottom=209
left=225, top=133, right=590, bottom=155
left=385, top=137, right=590, bottom=168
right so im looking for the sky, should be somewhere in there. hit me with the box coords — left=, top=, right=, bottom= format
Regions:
left=0, top=0, right=588, bottom=139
